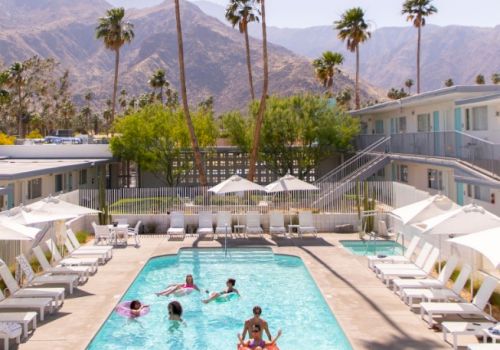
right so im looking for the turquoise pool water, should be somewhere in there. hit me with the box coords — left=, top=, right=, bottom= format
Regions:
left=341, top=240, right=403, bottom=256
left=87, top=248, right=352, bottom=350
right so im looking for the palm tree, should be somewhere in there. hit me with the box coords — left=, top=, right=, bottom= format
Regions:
left=225, top=0, right=259, bottom=100
left=173, top=0, right=208, bottom=186
left=149, top=69, right=167, bottom=104
left=312, top=51, right=344, bottom=96
left=402, top=0, right=437, bottom=94
left=247, top=0, right=269, bottom=181
left=6, top=62, right=26, bottom=137
left=475, top=74, right=485, bottom=85
left=491, top=73, right=500, bottom=84
left=444, top=78, right=454, bottom=87
left=83, top=91, right=93, bottom=133
left=405, top=78, right=414, bottom=94
left=95, top=8, right=134, bottom=126
left=335, top=7, right=371, bottom=110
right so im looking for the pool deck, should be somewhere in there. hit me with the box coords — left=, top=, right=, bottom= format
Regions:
left=17, top=234, right=482, bottom=350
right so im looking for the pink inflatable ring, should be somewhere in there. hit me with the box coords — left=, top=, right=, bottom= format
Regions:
left=115, top=301, right=150, bottom=318
left=173, top=287, right=195, bottom=297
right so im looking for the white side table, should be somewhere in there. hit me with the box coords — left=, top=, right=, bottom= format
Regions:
left=234, top=224, right=246, bottom=237
left=482, top=326, right=500, bottom=344
left=442, top=321, right=495, bottom=350
left=288, top=224, right=300, bottom=237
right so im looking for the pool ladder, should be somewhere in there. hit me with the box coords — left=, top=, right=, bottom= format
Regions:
left=364, top=231, right=402, bottom=256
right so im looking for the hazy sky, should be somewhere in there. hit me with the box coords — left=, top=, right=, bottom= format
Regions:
left=108, top=0, right=500, bottom=29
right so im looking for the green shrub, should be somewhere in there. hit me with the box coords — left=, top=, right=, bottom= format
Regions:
left=75, top=230, right=90, bottom=244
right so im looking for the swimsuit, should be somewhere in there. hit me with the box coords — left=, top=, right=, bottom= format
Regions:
left=248, top=339, right=266, bottom=349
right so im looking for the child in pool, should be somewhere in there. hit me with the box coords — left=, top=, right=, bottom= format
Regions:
left=156, top=274, right=200, bottom=296
left=129, top=300, right=149, bottom=317
left=238, top=324, right=282, bottom=350
left=202, top=278, right=239, bottom=304
left=168, top=301, right=183, bottom=321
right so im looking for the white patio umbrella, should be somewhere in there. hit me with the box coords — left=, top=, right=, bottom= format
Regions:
left=390, top=194, right=458, bottom=226
left=0, top=220, right=40, bottom=241
left=208, top=175, right=266, bottom=194
left=265, top=174, right=319, bottom=193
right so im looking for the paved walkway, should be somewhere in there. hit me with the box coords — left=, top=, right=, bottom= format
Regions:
left=15, top=234, right=479, bottom=350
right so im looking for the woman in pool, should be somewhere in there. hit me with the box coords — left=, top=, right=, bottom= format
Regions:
left=202, top=278, right=239, bottom=304
left=129, top=300, right=149, bottom=317
left=168, top=301, right=183, bottom=321
left=156, top=274, right=200, bottom=296
left=238, top=324, right=282, bottom=350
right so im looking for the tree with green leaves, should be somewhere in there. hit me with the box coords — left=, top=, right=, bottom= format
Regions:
left=336, top=88, right=352, bottom=109
left=387, top=87, right=409, bottom=100
left=111, top=104, right=218, bottom=186
left=225, top=0, right=259, bottom=100
left=312, top=51, right=344, bottom=96
left=405, top=78, right=414, bottom=94
left=444, top=78, right=454, bottom=87
left=475, top=74, right=485, bottom=85
left=96, top=7, right=134, bottom=126
left=402, top=0, right=437, bottom=94
left=247, top=0, right=269, bottom=182
left=335, top=7, right=371, bottom=110
left=148, top=69, right=167, bottom=104
left=223, top=95, right=359, bottom=178
left=173, top=0, right=208, bottom=186
left=491, top=73, right=500, bottom=84
left=5, top=62, right=27, bottom=137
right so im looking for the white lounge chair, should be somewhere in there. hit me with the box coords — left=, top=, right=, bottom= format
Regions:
left=63, top=240, right=102, bottom=269
left=0, top=312, right=37, bottom=339
left=0, top=289, right=53, bottom=321
left=197, top=212, right=214, bottom=238
left=215, top=211, right=232, bottom=237
left=392, top=255, right=459, bottom=294
left=269, top=212, right=286, bottom=237
left=46, top=238, right=103, bottom=267
left=467, top=345, right=500, bottom=350
left=298, top=211, right=317, bottom=237
left=367, top=235, right=421, bottom=270
left=127, top=221, right=141, bottom=246
left=0, top=322, right=22, bottom=350
left=378, top=247, right=440, bottom=286
left=33, top=246, right=90, bottom=282
left=246, top=211, right=263, bottom=238
left=420, top=276, right=498, bottom=327
left=402, top=263, right=471, bottom=306
left=377, top=220, right=398, bottom=239
left=374, top=242, right=433, bottom=275
left=0, top=260, right=64, bottom=308
left=67, top=228, right=112, bottom=260
left=167, top=212, right=185, bottom=238
left=92, top=222, right=113, bottom=245
left=16, top=255, right=79, bottom=295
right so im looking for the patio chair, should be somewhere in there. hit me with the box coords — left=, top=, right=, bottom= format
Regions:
left=246, top=211, right=263, bottom=238
left=113, top=227, right=128, bottom=246
left=392, top=255, right=459, bottom=294
left=367, top=235, right=421, bottom=270
left=215, top=211, right=233, bottom=237
left=167, top=212, right=186, bottom=238
left=0, top=288, right=54, bottom=322
left=420, top=276, right=498, bottom=327
left=63, top=239, right=104, bottom=268
left=196, top=212, right=214, bottom=239
left=0, top=322, right=22, bottom=350
left=66, top=229, right=113, bottom=260
left=127, top=221, right=141, bottom=246
left=377, top=220, right=398, bottom=239
left=16, top=254, right=79, bottom=295
left=269, top=212, right=286, bottom=237
left=298, top=211, right=317, bottom=237
left=33, top=246, right=90, bottom=283
left=0, top=260, right=64, bottom=308
left=92, top=222, right=113, bottom=245
left=0, top=312, right=37, bottom=339
left=374, top=242, right=433, bottom=274
left=46, top=238, right=102, bottom=267
left=116, top=218, right=128, bottom=225
left=402, top=263, right=471, bottom=306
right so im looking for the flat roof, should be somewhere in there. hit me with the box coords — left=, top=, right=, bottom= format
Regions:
left=350, top=85, right=500, bottom=115
left=0, top=158, right=110, bottom=180
left=455, top=92, right=500, bottom=106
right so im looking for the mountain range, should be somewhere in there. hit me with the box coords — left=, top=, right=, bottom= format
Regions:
left=0, top=0, right=377, bottom=113
left=193, top=0, right=500, bottom=92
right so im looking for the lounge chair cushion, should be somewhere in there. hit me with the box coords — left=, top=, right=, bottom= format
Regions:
left=197, top=227, right=214, bottom=235
left=167, top=228, right=185, bottom=234
left=0, top=322, right=22, bottom=336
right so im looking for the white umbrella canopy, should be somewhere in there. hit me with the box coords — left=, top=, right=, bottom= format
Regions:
left=0, top=220, right=40, bottom=241
left=265, top=174, right=319, bottom=193
left=448, top=227, right=500, bottom=269
left=390, top=194, right=458, bottom=225
left=208, top=175, right=266, bottom=194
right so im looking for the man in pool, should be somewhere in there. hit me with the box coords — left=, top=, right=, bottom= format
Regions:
left=155, top=274, right=200, bottom=296
left=202, top=278, right=239, bottom=304
left=241, top=306, right=272, bottom=341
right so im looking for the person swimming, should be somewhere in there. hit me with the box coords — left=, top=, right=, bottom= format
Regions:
left=202, top=278, right=239, bottom=304
left=156, top=274, right=200, bottom=296
left=238, top=324, right=282, bottom=350
left=129, top=300, right=149, bottom=317
left=242, top=306, right=272, bottom=341
left=168, top=301, right=183, bottom=321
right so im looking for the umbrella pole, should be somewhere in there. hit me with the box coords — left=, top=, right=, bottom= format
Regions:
left=470, top=250, right=474, bottom=302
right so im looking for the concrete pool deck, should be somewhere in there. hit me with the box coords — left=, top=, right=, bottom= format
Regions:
left=17, top=234, right=482, bottom=350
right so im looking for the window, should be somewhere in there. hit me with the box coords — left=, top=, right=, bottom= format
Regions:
left=28, top=178, right=42, bottom=199
left=467, top=184, right=473, bottom=198
left=55, top=174, right=63, bottom=192
left=78, top=169, right=87, bottom=185
left=374, top=120, right=384, bottom=134
left=427, top=169, right=443, bottom=190
left=398, top=165, right=408, bottom=183
left=474, top=185, right=490, bottom=202
left=466, top=107, right=488, bottom=131
left=417, top=113, right=431, bottom=132
left=398, top=117, right=407, bottom=133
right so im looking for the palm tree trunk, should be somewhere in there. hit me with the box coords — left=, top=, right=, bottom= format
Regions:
left=160, top=86, right=164, bottom=105
left=417, top=25, right=421, bottom=94
left=111, top=48, right=120, bottom=129
left=174, top=0, right=208, bottom=186
left=355, top=45, right=360, bottom=110
left=17, top=85, right=23, bottom=138
left=247, top=0, right=268, bottom=181
left=243, top=23, right=255, bottom=100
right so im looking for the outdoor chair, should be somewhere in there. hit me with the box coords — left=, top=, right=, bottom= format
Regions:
left=246, top=211, right=263, bottom=238
left=127, top=221, right=141, bottom=246
left=0, top=289, right=54, bottom=322
left=66, top=228, right=113, bottom=260
left=374, top=242, right=433, bottom=275
left=33, top=246, right=90, bottom=283
left=0, top=321, right=22, bottom=350
left=46, top=238, right=102, bottom=268
left=116, top=218, right=128, bottom=226
left=167, top=212, right=185, bottom=238
left=63, top=239, right=105, bottom=267
left=215, top=211, right=233, bottom=237
left=196, top=212, right=214, bottom=239
left=269, top=212, right=286, bottom=237
left=298, top=211, right=318, bottom=237
left=367, top=235, right=421, bottom=270
left=0, top=312, right=37, bottom=340
left=92, top=222, right=113, bottom=245
left=377, top=220, right=398, bottom=239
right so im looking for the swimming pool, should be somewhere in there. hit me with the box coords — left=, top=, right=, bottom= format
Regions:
left=341, top=240, right=403, bottom=256
left=87, top=248, right=352, bottom=350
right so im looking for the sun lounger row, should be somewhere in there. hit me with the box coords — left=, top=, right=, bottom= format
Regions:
left=367, top=235, right=499, bottom=349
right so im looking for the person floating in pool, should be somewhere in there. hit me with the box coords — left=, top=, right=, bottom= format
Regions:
left=156, top=274, right=200, bottom=296
left=242, top=306, right=272, bottom=341
left=168, top=301, right=183, bottom=321
left=202, top=278, right=239, bottom=304
left=129, top=300, right=149, bottom=317
left=238, top=324, right=282, bottom=350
